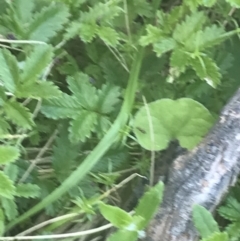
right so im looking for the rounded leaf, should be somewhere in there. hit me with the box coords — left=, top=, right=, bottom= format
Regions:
left=133, top=98, right=214, bottom=151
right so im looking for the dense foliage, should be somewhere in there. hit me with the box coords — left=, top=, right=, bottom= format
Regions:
left=0, top=0, right=240, bottom=240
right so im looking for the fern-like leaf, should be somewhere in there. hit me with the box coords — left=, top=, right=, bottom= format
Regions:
left=1, top=197, right=18, bottom=221
left=0, top=171, right=15, bottom=199
left=173, top=11, right=206, bottom=44
left=26, top=3, right=69, bottom=42
left=15, top=183, right=41, bottom=198
left=185, top=25, right=225, bottom=52
left=20, top=45, right=53, bottom=85
left=191, top=55, right=221, bottom=88
left=12, top=0, right=35, bottom=24
left=53, top=125, right=78, bottom=182
left=41, top=94, right=81, bottom=119
left=4, top=164, right=19, bottom=183
left=0, top=146, right=19, bottom=165
left=3, top=101, right=34, bottom=129
left=69, top=110, right=98, bottom=143
left=17, top=81, right=61, bottom=99
left=97, top=26, right=119, bottom=47
left=153, top=38, right=176, bottom=57
left=67, top=74, right=97, bottom=109
left=218, top=197, right=240, bottom=221
left=0, top=48, right=19, bottom=93
left=170, top=49, right=190, bottom=71
left=97, top=84, right=121, bottom=114
left=225, top=221, right=240, bottom=240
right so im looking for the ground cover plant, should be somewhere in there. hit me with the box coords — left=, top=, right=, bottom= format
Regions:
left=0, top=0, right=240, bottom=240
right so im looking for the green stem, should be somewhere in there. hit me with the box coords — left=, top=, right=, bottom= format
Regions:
left=5, top=47, right=145, bottom=232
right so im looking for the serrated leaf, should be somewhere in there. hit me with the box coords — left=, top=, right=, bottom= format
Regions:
left=67, top=73, right=97, bottom=109
left=139, top=25, right=163, bottom=46
left=53, top=125, right=78, bottom=182
left=69, top=110, right=98, bottom=143
left=191, top=55, right=221, bottom=88
left=107, top=229, right=138, bottom=241
left=0, top=48, right=19, bottom=93
left=133, top=98, right=214, bottom=151
left=170, top=49, right=190, bottom=71
left=153, top=38, right=176, bottom=57
left=97, top=26, right=119, bottom=47
left=193, top=204, right=219, bottom=238
left=1, top=197, right=18, bottom=221
left=218, top=197, right=240, bottom=221
left=97, top=84, right=121, bottom=114
left=0, top=146, right=19, bottom=165
left=201, top=232, right=228, bottom=241
left=173, top=12, right=206, bottom=44
left=4, top=164, right=19, bottom=183
left=135, top=182, right=164, bottom=229
left=21, top=45, right=53, bottom=85
left=79, top=23, right=98, bottom=42
left=17, top=81, right=61, bottom=99
left=0, top=208, right=4, bottom=235
left=15, top=183, right=41, bottom=198
left=0, top=119, right=10, bottom=136
left=26, top=3, right=69, bottom=42
left=13, top=0, right=34, bottom=23
left=99, top=202, right=133, bottom=228
left=4, top=101, right=34, bottom=129
left=41, top=93, right=81, bottom=119
left=185, top=25, right=225, bottom=52
left=0, top=171, right=15, bottom=199
left=225, top=221, right=240, bottom=240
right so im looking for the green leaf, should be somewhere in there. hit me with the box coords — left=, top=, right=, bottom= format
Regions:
left=135, top=182, right=164, bottom=229
left=21, top=45, right=53, bottom=85
left=99, top=202, right=133, bottom=228
left=170, top=49, right=190, bottom=71
left=133, top=98, right=214, bottom=151
left=53, top=125, right=78, bottom=182
left=153, top=38, right=176, bottom=57
left=201, top=232, right=228, bottom=241
left=191, top=55, right=221, bottom=88
left=0, top=146, right=20, bottom=165
left=185, top=25, right=225, bottom=52
left=1, top=197, right=18, bottom=221
left=26, top=3, right=69, bottom=42
left=0, top=171, right=15, bottom=199
left=139, top=25, right=163, bottom=46
left=107, top=229, right=138, bottom=241
left=13, top=0, right=35, bottom=23
left=17, top=81, right=61, bottom=99
left=4, top=101, right=34, bottom=129
left=41, top=94, right=81, bottom=119
left=4, top=164, right=19, bottom=183
left=0, top=48, right=19, bottom=93
left=79, top=23, right=98, bottom=42
left=192, top=204, right=219, bottom=238
left=0, top=208, right=4, bottom=235
left=225, top=221, right=240, bottom=240
left=69, top=110, right=98, bottom=143
left=15, top=183, right=41, bottom=198
left=97, top=26, right=119, bottom=47
left=173, top=12, right=206, bottom=44
left=97, top=84, right=121, bottom=114
left=218, top=197, right=240, bottom=221
left=67, top=73, right=97, bottom=109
